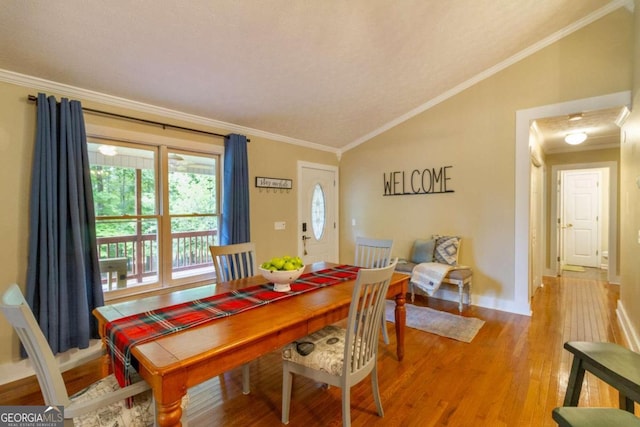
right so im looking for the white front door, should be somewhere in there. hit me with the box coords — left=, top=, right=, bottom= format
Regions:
left=298, top=162, right=338, bottom=264
left=562, top=169, right=600, bottom=267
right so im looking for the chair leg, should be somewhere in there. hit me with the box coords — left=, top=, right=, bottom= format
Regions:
left=458, top=282, right=463, bottom=312
left=371, top=364, right=384, bottom=417
left=242, top=363, right=250, bottom=395
left=563, top=357, right=586, bottom=406
left=381, top=314, right=389, bottom=344
left=410, top=282, right=415, bottom=303
left=620, top=393, right=635, bottom=413
left=281, top=365, right=293, bottom=424
left=342, top=385, right=351, bottom=427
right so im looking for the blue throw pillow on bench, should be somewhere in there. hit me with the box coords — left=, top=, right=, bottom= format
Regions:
left=410, top=239, right=436, bottom=264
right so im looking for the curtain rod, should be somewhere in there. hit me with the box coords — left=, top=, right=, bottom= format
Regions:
left=27, top=94, right=249, bottom=141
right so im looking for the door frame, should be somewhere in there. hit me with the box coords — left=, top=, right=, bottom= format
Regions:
left=297, top=161, right=339, bottom=262
left=515, top=91, right=629, bottom=314
left=550, top=163, right=616, bottom=280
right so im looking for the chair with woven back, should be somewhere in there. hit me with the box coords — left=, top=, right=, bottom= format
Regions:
left=209, top=242, right=257, bottom=394
left=281, top=259, right=398, bottom=426
left=0, top=283, right=188, bottom=426
left=353, top=236, right=394, bottom=344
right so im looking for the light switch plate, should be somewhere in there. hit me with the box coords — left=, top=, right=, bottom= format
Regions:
left=275, top=221, right=286, bottom=230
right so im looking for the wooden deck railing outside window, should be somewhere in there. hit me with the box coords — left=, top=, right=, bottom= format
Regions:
left=97, top=230, right=216, bottom=289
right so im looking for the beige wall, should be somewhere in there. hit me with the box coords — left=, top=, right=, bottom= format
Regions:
left=340, top=9, right=632, bottom=310
left=619, top=0, right=640, bottom=350
left=0, top=81, right=338, bottom=367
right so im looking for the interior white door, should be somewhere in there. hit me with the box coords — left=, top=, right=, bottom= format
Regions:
left=298, top=163, right=338, bottom=264
left=562, top=170, right=600, bottom=267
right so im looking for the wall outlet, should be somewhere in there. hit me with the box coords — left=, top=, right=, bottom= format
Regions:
left=275, top=221, right=286, bottom=230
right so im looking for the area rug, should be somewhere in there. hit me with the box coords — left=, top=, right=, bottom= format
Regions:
left=384, top=301, right=484, bottom=343
left=562, top=265, right=586, bottom=272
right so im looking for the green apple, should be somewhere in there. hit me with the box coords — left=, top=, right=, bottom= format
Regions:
left=271, top=257, right=285, bottom=270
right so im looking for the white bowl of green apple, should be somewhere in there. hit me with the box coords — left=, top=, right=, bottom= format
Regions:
left=259, top=256, right=305, bottom=292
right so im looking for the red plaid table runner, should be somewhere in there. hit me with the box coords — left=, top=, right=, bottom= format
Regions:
left=105, top=264, right=360, bottom=387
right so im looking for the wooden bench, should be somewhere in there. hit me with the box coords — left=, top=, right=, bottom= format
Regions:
left=563, top=341, right=640, bottom=412
left=395, top=261, right=472, bottom=312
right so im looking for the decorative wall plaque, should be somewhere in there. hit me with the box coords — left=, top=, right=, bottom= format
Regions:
left=383, top=166, right=454, bottom=196
left=255, top=176, right=293, bottom=189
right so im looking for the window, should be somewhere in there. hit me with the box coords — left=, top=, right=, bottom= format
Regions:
left=311, top=183, right=325, bottom=240
left=88, top=140, right=220, bottom=296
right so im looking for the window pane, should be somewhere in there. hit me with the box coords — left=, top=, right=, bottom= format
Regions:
left=168, top=152, right=218, bottom=281
left=169, top=152, right=217, bottom=215
left=95, top=218, right=158, bottom=291
left=88, top=143, right=156, bottom=216
left=171, top=216, right=218, bottom=280
left=311, top=184, right=325, bottom=240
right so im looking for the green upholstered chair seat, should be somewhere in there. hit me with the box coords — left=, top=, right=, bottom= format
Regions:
left=552, top=407, right=640, bottom=427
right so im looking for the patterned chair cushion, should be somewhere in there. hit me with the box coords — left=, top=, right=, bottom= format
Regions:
left=433, top=235, right=460, bottom=266
left=282, top=325, right=347, bottom=376
left=70, top=374, right=154, bottom=427
left=70, top=374, right=189, bottom=427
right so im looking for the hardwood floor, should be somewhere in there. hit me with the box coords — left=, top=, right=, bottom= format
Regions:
left=1, top=271, right=629, bottom=426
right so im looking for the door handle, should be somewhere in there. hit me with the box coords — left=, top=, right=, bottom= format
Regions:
left=302, top=235, right=311, bottom=241
left=562, top=224, right=573, bottom=229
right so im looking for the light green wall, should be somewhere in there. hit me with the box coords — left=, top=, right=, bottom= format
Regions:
left=340, top=9, right=632, bottom=308
left=619, top=0, right=640, bottom=349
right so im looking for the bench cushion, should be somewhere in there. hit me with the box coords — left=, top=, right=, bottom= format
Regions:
left=395, top=261, right=472, bottom=281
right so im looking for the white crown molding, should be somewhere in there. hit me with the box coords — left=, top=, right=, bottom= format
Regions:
left=341, top=0, right=631, bottom=154
left=544, top=142, right=621, bottom=155
left=0, top=69, right=340, bottom=156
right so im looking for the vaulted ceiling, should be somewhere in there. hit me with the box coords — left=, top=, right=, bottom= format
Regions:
left=0, top=1, right=629, bottom=152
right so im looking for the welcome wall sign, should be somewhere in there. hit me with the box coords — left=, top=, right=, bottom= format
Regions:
left=383, top=165, right=454, bottom=196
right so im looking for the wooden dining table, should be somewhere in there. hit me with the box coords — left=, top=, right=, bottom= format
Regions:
left=93, top=262, right=409, bottom=427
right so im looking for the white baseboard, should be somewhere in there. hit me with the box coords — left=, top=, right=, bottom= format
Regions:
left=411, top=283, right=532, bottom=316
left=0, top=339, right=104, bottom=386
left=617, top=300, right=640, bottom=352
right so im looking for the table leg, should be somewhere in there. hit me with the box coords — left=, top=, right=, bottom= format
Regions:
left=394, top=292, right=406, bottom=361
left=156, top=398, right=183, bottom=427
left=619, top=394, right=635, bottom=413
left=563, top=357, right=586, bottom=406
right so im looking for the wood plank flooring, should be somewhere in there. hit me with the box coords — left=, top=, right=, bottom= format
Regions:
left=0, top=271, right=630, bottom=426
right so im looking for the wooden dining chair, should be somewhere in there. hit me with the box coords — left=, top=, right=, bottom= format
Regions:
left=209, top=242, right=257, bottom=282
left=552, top=407, right=640, bottom=426
left=0, top=284, right=188, bottom=426
left=281, top=260, right=398, bottom=426
left=354, top=236, right=393, bottom=344
left=209, top=242, right=257, bottom=394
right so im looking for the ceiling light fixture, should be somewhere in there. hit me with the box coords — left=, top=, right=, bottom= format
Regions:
left=98, top=145, right=117, bottom=156
left=564, top=132, right=587, bottom=145
left=568, top=113, right=583, bottom=121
